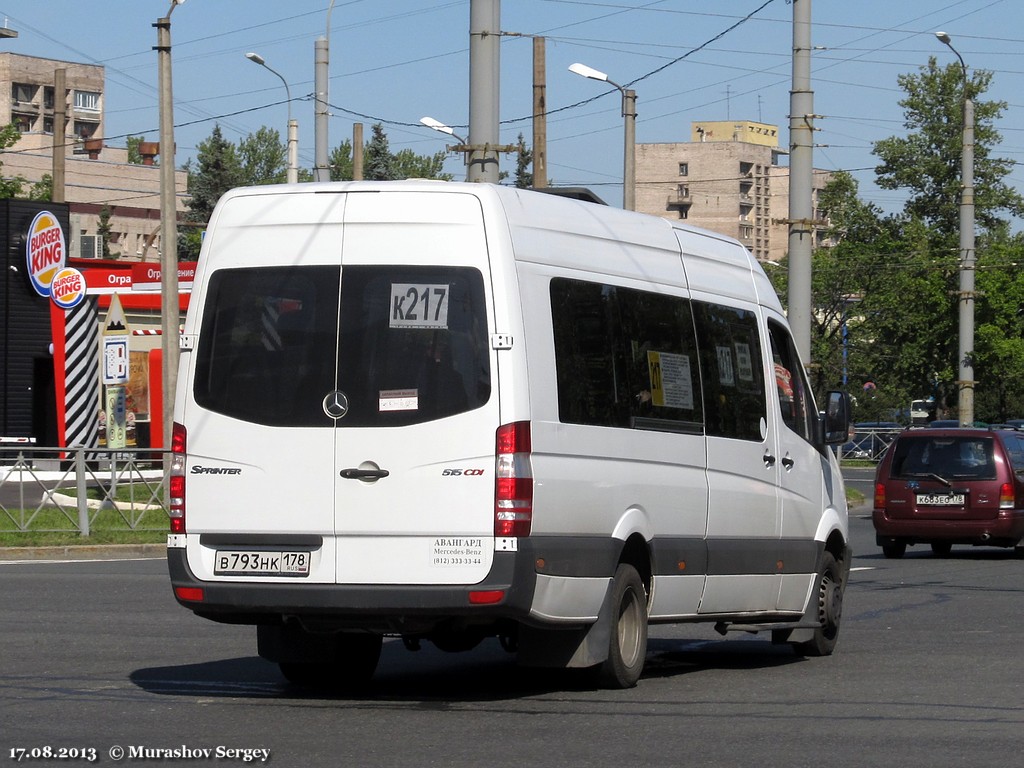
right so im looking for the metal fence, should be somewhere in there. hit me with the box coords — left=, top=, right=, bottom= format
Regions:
left=0, top=446, right=169, bottom=536
left=839, top=427, right=903, bottom=463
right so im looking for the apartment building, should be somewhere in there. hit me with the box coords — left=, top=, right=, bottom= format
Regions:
left=636, top=120, right=831, bottom=262
left=0, top=52, right=187, bottom=261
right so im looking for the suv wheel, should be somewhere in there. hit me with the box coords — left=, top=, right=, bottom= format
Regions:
left=930, top=541, right=953, bottom=557
left=881, top=540, right=906, bottom=559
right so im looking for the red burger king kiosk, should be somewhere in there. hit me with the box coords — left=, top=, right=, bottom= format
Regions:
left=1, top=199, right=192, bottom=453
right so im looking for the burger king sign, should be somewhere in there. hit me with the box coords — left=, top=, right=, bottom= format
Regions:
left=50, top=266, right=87, bottom=310
left=26, top=210, right=67, bottom=298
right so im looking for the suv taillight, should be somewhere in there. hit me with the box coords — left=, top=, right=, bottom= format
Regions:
left=874, top=482, right=886, bottom=509
left=169, top=422, right=187, bottom=533
left=495, top=421, right=532, bottom=537
left=999, top=482, right=1014, bottom=509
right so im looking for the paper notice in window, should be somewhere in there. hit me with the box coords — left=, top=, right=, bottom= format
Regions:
left=647, top=351, right=695, bottom=410
left=390, top=284, right=450, bottom=329
left=379, top=389, right=419, bottom=412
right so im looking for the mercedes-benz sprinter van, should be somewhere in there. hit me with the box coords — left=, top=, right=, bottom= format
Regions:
left=168, top=181, right=851, bottom=689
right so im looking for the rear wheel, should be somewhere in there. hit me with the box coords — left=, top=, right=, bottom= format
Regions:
left=279, top=633, right=382, bottom=691
left=793, top=551, right=844, bottom=657
left=881, top=540, right=906, bottom=559
left=930, top=541, right=953, bottom=557
left=597, top=563, right=648, bottom=689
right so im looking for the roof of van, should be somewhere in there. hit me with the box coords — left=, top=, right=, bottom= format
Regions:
left=214, top=180, right=782, bottom=312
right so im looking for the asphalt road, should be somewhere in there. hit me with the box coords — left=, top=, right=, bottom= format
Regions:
left=2, top=505, right=1022, bottom=768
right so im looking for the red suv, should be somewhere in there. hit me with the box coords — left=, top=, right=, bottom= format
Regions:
left=872, top=427, right=1024, bottom=558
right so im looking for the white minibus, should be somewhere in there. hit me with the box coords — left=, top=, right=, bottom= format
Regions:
left=168, top=181, right=851, bottom=689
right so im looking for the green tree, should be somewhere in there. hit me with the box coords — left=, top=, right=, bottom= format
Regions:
left=512, top=133, right=533, bottom=189
left=185, top=124, right=245, bottom=223
left=127, top=135, right=145, bottom=165
left=97, top=205, right=113, bottom=259
left=329, top=139, right=354, bottom=181
left=329, top=128, right=451, bottom=181
left=873, top=57, right=1024, bottom=238
left=28, top=174, right=52, bottom=202
left=364, top=123, right=398, bottom=181
left=392, top=147, right=451, bottom=181
left=0, top=123, right=26, bottom=199
left=238, top=126, right=286, bottom=185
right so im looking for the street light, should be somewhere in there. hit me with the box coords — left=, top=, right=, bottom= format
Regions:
left=420, top=117, right=467, bottom=178
left=155, top=0, right=185, bottom=455
left=568, top=62, right=637, bottom=210
left=245, top=52, right=298, bottom=184
left=935, top=31, right=976, bottom=426
left=420, top=116, right=467, bottom=145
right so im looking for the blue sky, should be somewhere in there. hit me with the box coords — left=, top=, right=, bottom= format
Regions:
left=2, top=0, right=1021, bottom=217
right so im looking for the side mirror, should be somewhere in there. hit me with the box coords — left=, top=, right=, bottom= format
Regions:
left=822, top=390, right=851, bottom=445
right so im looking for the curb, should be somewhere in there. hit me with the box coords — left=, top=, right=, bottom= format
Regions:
left=0, top=543, right=167, bottom=561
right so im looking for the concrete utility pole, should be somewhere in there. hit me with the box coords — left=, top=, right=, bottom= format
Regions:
left=468, top=0, right=501, bottom=183
left=155, top=0, right=184, bottom=451
left=787, top=0, right=814, bottom=364
left=936, top=32, right=976, bottom=426
left=532, top=36, right=547, bottom=188
left=52, top=68, right=65, bottom=204
left=352, top=122, right=363, bottom=180
left=313, top=0, right=336, bottom=182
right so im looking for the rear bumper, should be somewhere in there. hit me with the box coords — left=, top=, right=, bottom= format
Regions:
left=872, top=508, right=1024, bottom=545
left=167, top=535, right=624, bottom=634
left=168, top=546, right=540, bottom=633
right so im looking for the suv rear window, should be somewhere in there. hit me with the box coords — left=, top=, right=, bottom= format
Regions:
left=888, top=435, right=997, bottom=480
left=194, top=266, right=491, bottom=427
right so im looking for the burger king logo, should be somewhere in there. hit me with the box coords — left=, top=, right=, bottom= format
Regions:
left=50, top=267, right=86, bottom=310
left=26, top=210, right=66, bottom=298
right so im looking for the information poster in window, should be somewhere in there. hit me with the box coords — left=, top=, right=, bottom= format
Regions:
left=647, top=350, right=695, bottom=410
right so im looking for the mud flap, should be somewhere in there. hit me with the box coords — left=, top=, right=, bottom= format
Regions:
left=516, top=583, right=613, bottom=669
left=774, top=543, right=852, bottom=646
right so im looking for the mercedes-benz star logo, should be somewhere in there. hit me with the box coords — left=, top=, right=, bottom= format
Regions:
left=322, top=390, right=349, bottom=419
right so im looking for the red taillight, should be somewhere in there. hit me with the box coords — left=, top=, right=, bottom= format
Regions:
left=169, top=422, right=187, bottom=533
left=999, top=482, right=1014, bottom=509
left=495, top=421, right=532, bottom=537
left=874, top=482, right=886, bottom=509
left=469, top=590, right=505, bottom=605
left=174, top=586, right=204, bottom=602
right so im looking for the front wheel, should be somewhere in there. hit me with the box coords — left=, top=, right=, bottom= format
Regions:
left=793, top=551, right=844, bottom=657
left=597, top=563, right=648, bottom=689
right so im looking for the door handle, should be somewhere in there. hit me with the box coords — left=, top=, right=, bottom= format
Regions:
left=340, top=468, right=390, bottom=480
left=763, top=451, right=777, bottom=468
left=781, top=456, right=795, bottom=470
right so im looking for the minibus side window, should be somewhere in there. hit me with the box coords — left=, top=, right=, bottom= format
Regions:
left=767, top=320, right=815, bottom=443
left=692, top=302, right=766, bottom=442
left=550, top=278, right=703, bottom=433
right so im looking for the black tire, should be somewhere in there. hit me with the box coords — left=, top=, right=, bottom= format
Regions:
left=882, top=540, right=906, bottom=559
left=280, top=633, right=382, bottom=691
left=597, top=563, right=648, bottom=689
left=793, top=551, right=844, bottom=657
left=930, top=541, right=953, bottom=557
